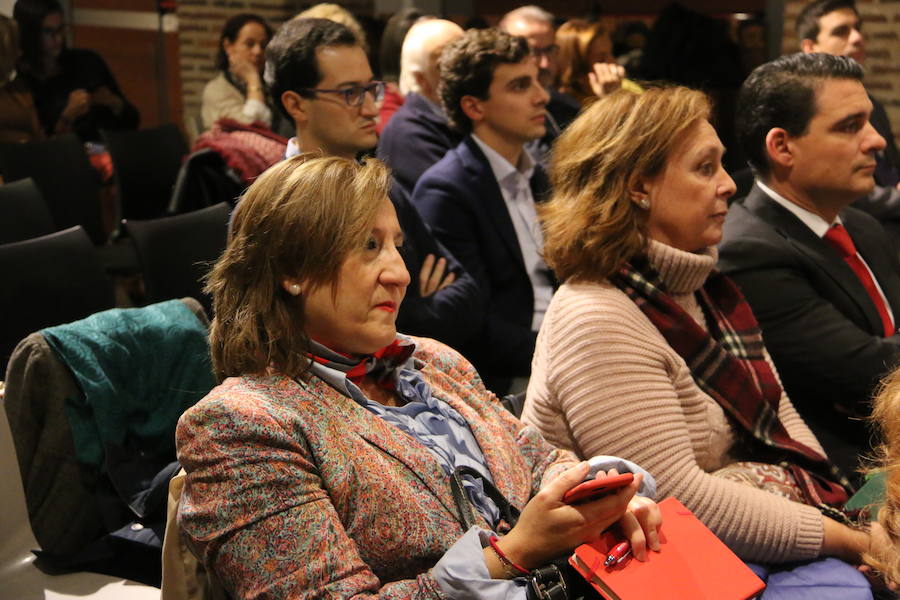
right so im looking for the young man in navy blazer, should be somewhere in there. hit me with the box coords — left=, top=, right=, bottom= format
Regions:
left=719, top=52, right=900, bottom=476
left=265, top=17, right=483, bottom=351
left=411, top=28, right=553, bottom=394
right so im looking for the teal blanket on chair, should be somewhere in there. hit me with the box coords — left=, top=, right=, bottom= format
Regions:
left=42, top=299, right=215, bottom=471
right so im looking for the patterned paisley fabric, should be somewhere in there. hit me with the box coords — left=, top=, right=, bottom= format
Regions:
left=176, top=336, right=576, bottom=599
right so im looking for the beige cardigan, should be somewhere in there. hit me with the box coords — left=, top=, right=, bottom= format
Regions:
left=200, top=73, right=271, bottom=130
left=523, top=240, right=826, bottom=563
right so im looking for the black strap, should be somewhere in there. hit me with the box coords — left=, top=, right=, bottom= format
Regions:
left=448, top=466, right=594, bottom=600
left=449, top=466, right=521, bottom=531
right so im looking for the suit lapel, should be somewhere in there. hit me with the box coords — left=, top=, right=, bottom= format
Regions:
left=300, top=376, right=461, bottom=520
left=459, top=137, right=528, bottom=271
left=746, top=188, right=886, bottom=334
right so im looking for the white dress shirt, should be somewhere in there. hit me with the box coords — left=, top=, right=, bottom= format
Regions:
left=471, top=135, right=554, bottom=331
left=756, top=180, right=893, bottom=322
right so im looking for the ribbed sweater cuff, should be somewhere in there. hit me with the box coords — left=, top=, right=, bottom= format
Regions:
left=788, top=504, right=826, bottom=562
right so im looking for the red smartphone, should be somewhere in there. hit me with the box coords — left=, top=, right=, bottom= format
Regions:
left=562, top=473, right=634, bottom=504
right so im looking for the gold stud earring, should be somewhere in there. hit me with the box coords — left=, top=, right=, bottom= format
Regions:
left=289, top=283, right=301, bottom=296
left=639, top=198, right=650, bottom=210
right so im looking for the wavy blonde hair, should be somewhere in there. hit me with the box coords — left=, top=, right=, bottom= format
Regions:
left=294, top=3, right=368, bottom=52
left=541, top=85, right=710, bottom=283
left=864, top=367, right=900, bottom=582
left=205, top=154, right=389, bottom=381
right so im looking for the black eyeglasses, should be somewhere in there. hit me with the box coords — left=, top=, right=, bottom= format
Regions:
left=298, top=80, right=385, bottom=107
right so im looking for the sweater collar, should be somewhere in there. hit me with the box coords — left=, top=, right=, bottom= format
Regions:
left=646, top=239, right=717, bottom=295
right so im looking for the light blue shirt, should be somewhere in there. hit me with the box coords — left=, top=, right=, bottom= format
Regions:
left=307, top=339, right=656, bottom=599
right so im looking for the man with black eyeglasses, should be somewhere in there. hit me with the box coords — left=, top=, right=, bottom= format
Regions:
left=264, top=17, right=484, bottom=353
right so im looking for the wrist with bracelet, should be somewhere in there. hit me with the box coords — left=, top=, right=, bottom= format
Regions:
left=489, top=535, right=530, bottom=578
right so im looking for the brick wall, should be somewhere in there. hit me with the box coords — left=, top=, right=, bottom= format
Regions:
left=177, top=0, right=375, bottom=134
left=782, top=0, right=900, bottom=146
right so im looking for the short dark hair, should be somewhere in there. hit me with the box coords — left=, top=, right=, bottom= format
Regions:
left=438, top=27, right=530, bottom=134
left=736, top=52, right=863, bottom=177
left=265, top=17, right=359, bottom=119
left=379, top=7, right=425, bottom=83
left=215, top=13, right=273, bottom=73
left=796, top=0, right=859, bottom=43
left=13, top=0, right=62, bottom=73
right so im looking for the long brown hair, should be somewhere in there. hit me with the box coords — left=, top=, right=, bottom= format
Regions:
left=555, top=18, right=608, bottom=104
left=205, top=153, right=389, bottom=381
left=541, top=85, right=711, bottom=284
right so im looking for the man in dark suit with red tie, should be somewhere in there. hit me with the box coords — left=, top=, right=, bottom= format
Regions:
left=718, top=52, right=900, bottom=476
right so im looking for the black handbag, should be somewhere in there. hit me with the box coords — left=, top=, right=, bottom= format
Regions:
left=449, top=466, right=599, bottom=600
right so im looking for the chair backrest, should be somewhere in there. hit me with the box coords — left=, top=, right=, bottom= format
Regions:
left=0, top=135, right=105, bottom=244
left=0, top=178, right=54, bottom=244
left=168, top=148, right=245, bottom=215
left=124, top=202, right=231, bottom=313
left=103, top=124, right=189, bottom=220
left=0, top=226, right=114, bottom=368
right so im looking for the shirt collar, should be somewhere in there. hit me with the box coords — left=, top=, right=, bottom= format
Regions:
left=471, top=134, right=535, bottom=188
left=284, top=137, right=301, bottom=160
left=756, top=179, right=841, bottom=238
left=305, top=335, right=417, bottom=402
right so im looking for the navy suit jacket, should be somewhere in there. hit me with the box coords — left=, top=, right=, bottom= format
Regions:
left=377, top=93, right=463, bottom=196
left=718, top=185, right=900, bottom=470
left=389, top=181, right=484, bottom=350
left=411, top=135, right=551, bottom=390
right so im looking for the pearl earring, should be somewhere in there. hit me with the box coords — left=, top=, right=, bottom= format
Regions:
left=289, top=283, right=301, bottom=296
left=639, top=198, right=650, bottom=210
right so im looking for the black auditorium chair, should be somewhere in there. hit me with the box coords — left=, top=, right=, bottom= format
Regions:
left=0, top=135, right=106, bottom=244
left=167, top=148, right=245, bottom=215
left=123, top=202, right=231, bottom=313
left=102, top=124, right=189, bottom=220
left=0, top=226, right=115, bottom=369
left=0, top=179, right=54, bottom=244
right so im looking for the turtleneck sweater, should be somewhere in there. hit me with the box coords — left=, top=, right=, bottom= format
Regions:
left=523, top=240, right=826, bottom=563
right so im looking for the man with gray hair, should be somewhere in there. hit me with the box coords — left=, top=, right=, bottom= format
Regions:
left=376, top=19, right=463, bottom=195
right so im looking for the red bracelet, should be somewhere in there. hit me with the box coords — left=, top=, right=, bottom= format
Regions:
left=488, top=535, right=530, bottom=576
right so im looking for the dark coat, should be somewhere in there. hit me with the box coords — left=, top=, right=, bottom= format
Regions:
left=377, top=93, right=463, bottom=196
left=718, top=185, right=900, bottom=473
left=411, top=135, right=552, bottom=392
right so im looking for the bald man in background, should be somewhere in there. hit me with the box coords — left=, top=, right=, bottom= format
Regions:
left=377, top=19, right=463, bottom=195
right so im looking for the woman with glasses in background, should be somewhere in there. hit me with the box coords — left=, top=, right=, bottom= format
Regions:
left=12, top=0, right=138, bottom=141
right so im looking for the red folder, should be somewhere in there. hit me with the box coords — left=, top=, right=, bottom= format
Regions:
left=568, top=497, right=765, bottom=600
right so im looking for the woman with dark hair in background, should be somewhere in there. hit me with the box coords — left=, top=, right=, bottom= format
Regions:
left=0, top=14, right=44, bottom=143
left=201, top=13, right=275, bottom=131
left=13, top=0, right=138, bottom=141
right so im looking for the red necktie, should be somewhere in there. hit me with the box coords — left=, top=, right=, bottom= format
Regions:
left=824, top=223, right=895, bottom=336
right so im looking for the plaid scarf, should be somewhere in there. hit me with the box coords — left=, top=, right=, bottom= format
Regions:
left=306, top=337, right=415, bottom=391
left=611, top=255, right=850, bottom=508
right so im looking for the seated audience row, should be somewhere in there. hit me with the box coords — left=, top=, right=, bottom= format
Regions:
left=176, top=153, right=663, bottom=599
left=170, top=6, right=900, bottom=597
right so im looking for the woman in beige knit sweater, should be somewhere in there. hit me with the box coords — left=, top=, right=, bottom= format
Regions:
left=522, top=85, right=887, bottom=569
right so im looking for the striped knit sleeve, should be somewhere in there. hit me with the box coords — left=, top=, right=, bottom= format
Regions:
left=525, top=283, right=824, bottom=563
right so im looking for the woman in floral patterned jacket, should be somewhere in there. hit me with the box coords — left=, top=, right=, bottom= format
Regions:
left=175, top=153, right=661, bottom=600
